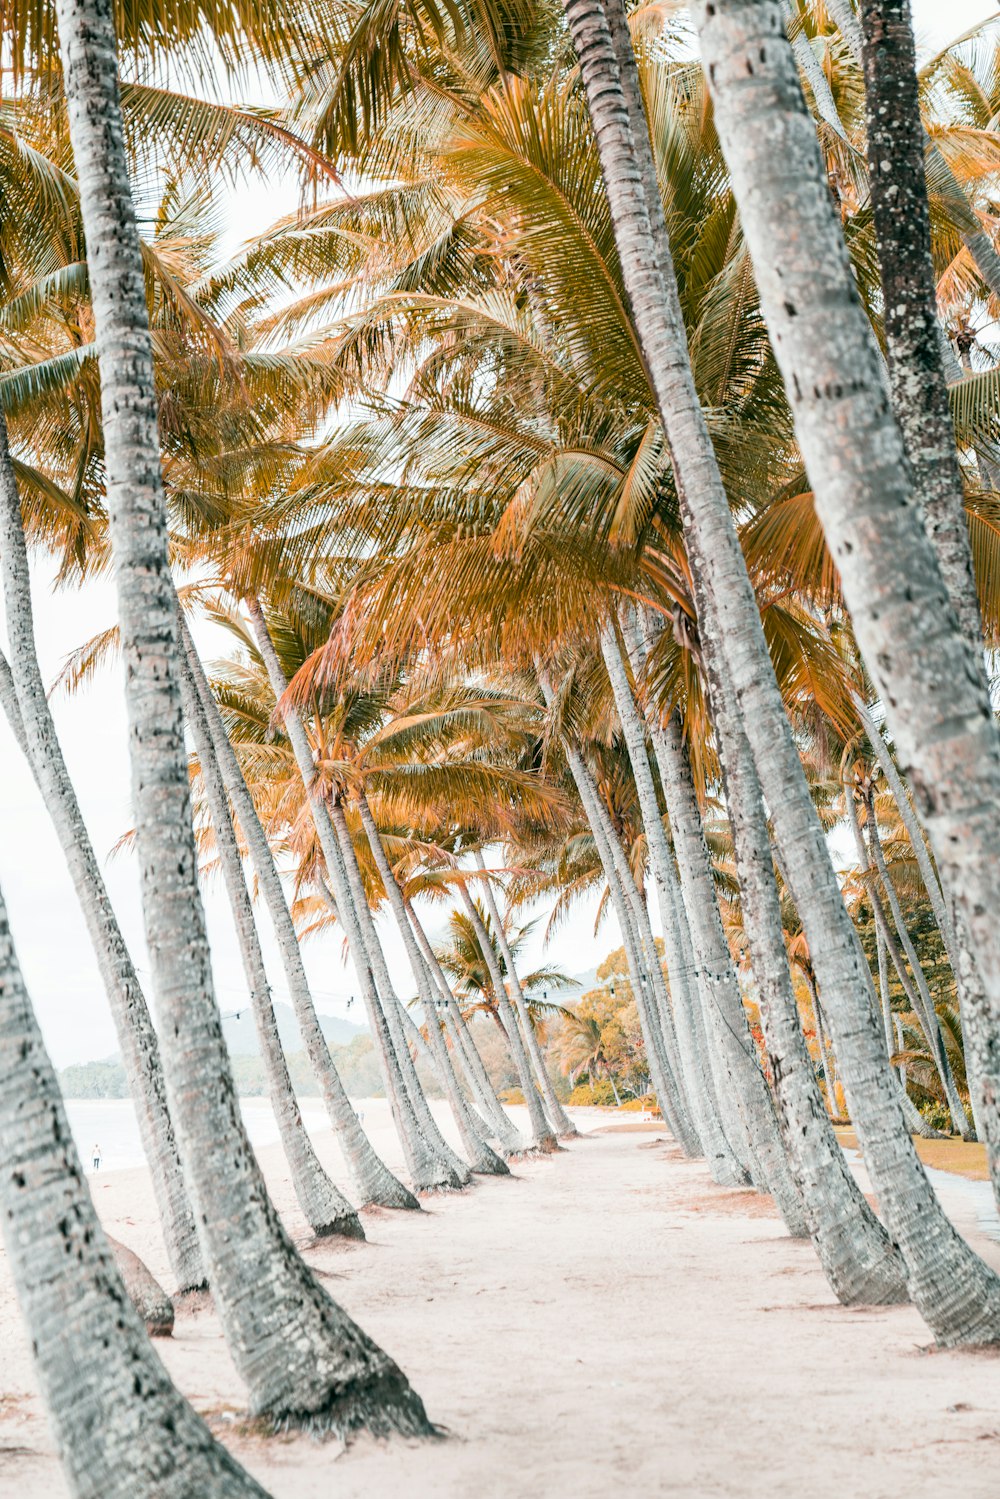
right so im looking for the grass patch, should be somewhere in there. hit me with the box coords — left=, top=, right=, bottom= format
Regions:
left=835, top=1125, right=989, bottom=1182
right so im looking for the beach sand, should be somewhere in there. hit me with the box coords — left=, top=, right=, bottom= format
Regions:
left=3, top=1101, right=1000, bottom=1497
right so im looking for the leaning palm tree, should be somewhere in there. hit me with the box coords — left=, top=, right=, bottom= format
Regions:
left=0, top=880, right=268, bottom=1499
left=692, top=0, right=1000, bottom=1237
left=53, top=0, right=432, bottom=1432
left=0, top=416, right=204, bottom=1292
left=554, top=0, right=1000, bottom=1341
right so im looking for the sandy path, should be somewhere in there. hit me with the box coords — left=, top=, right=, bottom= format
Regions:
left=3, top=1112, right=1000, bottom=1496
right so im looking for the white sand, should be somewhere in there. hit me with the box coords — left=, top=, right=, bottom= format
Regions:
left=3, top=1102, right=1000, bottom=1497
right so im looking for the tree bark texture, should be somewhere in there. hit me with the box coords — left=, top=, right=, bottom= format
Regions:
left=471, top=849, right=577, bottom=1136
left=178, top=617, right=416, bottom=1209
left=178, top=658, right=365, bottom=1236
left=56, top=0, right=433, bottom=1427
left=358, top=798, right=509, bottom=1174
left=860, top=0, right=984, bottom=658
left=0, top=885, right=268, bottom=1499
left=0, top=419, right=204, bottom=1292
left=564, top=0, right=1000, bottom=1341
left=694, top=0, right=1000, bottom=1232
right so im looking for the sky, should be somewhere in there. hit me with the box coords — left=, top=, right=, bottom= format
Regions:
left=0, top=0, right=995, bottom=1068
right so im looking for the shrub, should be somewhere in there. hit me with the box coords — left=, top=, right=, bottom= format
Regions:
left=620, top=1094, right=659, bottom=1115
left=567, top=1080, right=617, bottom=1107
left=918, top=1098, right=955, bottom=1134
left=499, top=1087, right=525, bottom=1105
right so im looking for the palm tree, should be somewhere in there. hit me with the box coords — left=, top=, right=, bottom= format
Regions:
left=556, top=0, right=1000, bottom=1342
left=859, top=0, right=983, bottom=655
left=53, top=0, right=433, bottom=1430
left=605, top=617, right=806, bottom=1230
left=692, top=0, right=1000, bottom=1245
left=0, top=880, right=268, bottom=1499
left=244, top=595, right=466, bottom=1191
left=359, top=801, right=510, bottom=1173
left=178, top=649, right=365, bottom=1237
left=0, top=414, right=204, bottom=1291
left=471, top=848, right=578, bottom=1137
left=178, top=617, right=418, bottom=1210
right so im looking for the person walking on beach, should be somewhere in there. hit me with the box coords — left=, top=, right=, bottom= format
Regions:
left=92, top=1143, right=101, bottom=1171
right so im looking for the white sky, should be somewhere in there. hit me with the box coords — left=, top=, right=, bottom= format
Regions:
left=0, top=0, right=993, bottom=1067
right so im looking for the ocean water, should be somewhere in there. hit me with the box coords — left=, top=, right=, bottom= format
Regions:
left=67, top=1096, right=332, bottom=1175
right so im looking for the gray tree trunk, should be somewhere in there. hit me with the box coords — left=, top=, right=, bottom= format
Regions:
left=564, top=0, right=1000, bottom=1342
left=106, top=1236, right=175, bottom=1338
left=457, top=882, right=559, bottom=1151
left=314, top=876, right=455, bottom=1191
left=405, top=899, right=527, bottom=1151
left=602, top=634, right=750, bottom=1180
left=328, top=799, right=471, bottom=1185
left=860, top=0, right=984, bottom=659
left=56, top=0, right=433, bottom=1428
left=844, top=779, right=968, bottom=1134
left=242, top=596, right=455, bottom=1193
left=857, top=695, right=988, bottom=1141
left=0, top=886, right=268, bottom=1498
left=0, top=421, right=203, bottom=1292
left=537, top=672, right=700, bottom=1153
left=177, top=617, right=416, bottom=1210
left=471, top=849, right=577, bottom=1136
left=358, top=798, right=508, bottom=1174
left=866, top=816, right=971, bottom=1137
left=694, top=0, right=1000, bottom=1230
left=703, top=649, right=906, bottom=1298
left=578, top=766, right=703, bottom=1155
left=609, top=618, right=801, bottom=1218
left=178, top=659, right=365, bottom=1236
left=826, top=0, right=865, bottom=58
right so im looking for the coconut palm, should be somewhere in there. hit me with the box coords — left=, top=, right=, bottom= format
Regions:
left=53, top=0, right=432, bottom=1431
left=0, top=879, right=268, bottom=1499
left=0, top=415, right=204, bottom=1291
left=692, top=0, right=1000, bottom=1255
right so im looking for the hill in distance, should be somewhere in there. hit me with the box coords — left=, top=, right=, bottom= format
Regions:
left=219, top=1001, right=366, bottom=1056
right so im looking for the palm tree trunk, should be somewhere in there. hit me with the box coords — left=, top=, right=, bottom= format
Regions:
left=457, top=882, right=559, bottom=1150
left=856, top=695, right=988, bottom=1141
left=471, top=849, right=577, bottom=1136
left=328, top=799, right=471, bottom=1185
left=578, top=768, right=704, bottom=1156
left=0, top=883, right=267, bottom=1499
left=241, top=597, right=454, bottom=1193
left=828, top=0, right=1000, bottom=300
left=694, top=0, right=1000, bottom=1224
left=668, top=871, right=748, bottom=1184
left=826, top=0, right=864, bottom=57
left=314, top=870, right=455, bottom=1193
left=106, top=1236, right=174, bottom=1338
left=564, top=0, right=1000, bottom=1344
left=860, top=0, right=983, bottom=658
left=865, top=818, right=971, bottom=1137
left=705, top=675, right=905, bottom=1296
left=55, top=0, right=432, bottom=1429
left=177, top=660, right=364, bottom=1236
left=873, top=930, right=948, bottom=1139
left=405, top=898, right=527, bottom=1151
left=537, top=676, right=701, bottom=1154
left=783, top=0, right=848, bottom=138
left=358, top=798, right=508, bottom=1174
left=0, top=413, right=203, bottom=1293
left=843, top=782, right=967, bottom=1133
left=652, top=714, right=806, bottom=1225
left=177, top=617, right=416, bottom=1210
left=607, top=619, right=802, bottom=1218
left=876, top=928, right=894, bottom=1061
